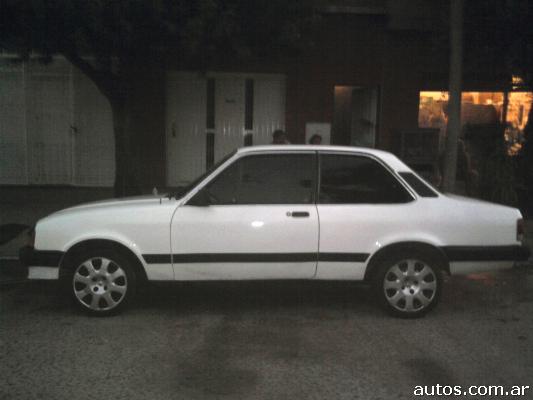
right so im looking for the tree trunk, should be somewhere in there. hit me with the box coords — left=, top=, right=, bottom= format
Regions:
left=61, top=53, right=141, bottom=197
left=523, top=103, right=533, bottom=206
left=110, top=99, right=140, bottom=197
left=442, top=0, right=463, bottom=192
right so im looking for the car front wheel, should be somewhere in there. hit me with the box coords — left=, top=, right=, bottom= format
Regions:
left=373, top=252, right=442, bottom=318
left=66, top=249, right=136, bottom=316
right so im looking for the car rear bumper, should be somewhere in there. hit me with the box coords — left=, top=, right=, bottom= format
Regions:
left=19, top=246, right=63, bottom=280
left=449, top=261, right=515, bottom=275
left=444, top=245, right=530, bottom=275
left=442, top=245, right=530, bottom=262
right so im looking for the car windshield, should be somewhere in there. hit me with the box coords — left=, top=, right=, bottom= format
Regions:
left=172, top=150, right=237, bottom=198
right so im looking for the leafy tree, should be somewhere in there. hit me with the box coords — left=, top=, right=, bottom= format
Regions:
left=0, top=0, right=319, bottom=195
left=464, top=0, right=533, bottom=88
left=463, top=0, right=533, bottom=208
left=439, top=0, right=533, bottom=199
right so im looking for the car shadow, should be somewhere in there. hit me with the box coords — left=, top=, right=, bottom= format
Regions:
left=136, top=280, right=377, bottom=317
left=1, top=279, right=380, bottom=317
left=6, top=267, right=531, bottom=318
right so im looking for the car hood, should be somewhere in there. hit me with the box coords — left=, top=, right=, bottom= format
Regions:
left=48, top=195, right=171, bottom=217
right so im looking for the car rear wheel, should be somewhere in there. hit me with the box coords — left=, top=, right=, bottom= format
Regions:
left=373, top=251, right=442, bottom=318
left=66, top=249, right=136, bottom=316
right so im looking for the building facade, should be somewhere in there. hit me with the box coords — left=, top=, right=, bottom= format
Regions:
left=1, top=1, right=530, bottom=191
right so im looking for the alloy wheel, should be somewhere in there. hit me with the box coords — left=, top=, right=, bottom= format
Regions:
left=383, top=259, right=437, bottom=312
left=72, top=257, right=128, bottom=312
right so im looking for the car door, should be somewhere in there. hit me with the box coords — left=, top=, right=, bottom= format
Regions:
left=171, top=151, right=319, bottom=280
left=315, top=152, right=415, bottom=280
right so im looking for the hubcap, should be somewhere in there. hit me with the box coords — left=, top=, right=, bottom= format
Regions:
left=72, top=257, right=127, bottom=311
left=383, top=259, right=437, bottom=312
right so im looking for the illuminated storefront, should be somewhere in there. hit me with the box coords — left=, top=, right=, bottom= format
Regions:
left=418, top=90, right=532, bottom=155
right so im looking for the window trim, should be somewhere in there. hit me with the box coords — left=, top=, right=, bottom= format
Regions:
left=317, top=151, right=415, bottom=205
left=398, top=171, right=440, bottom=198
left=182, top=151, right=238, bottom=204
left=187, top=150, right=318, bottom=206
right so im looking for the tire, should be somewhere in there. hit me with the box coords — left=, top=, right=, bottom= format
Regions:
left=63, top=248, right=136, bottom=316
left=372, top=250, right=443, bottom=318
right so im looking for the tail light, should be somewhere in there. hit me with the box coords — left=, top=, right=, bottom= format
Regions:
left=517, top=218, right=524, bottom=242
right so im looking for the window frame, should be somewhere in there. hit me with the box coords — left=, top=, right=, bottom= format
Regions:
left=187, top=150, right=318, bottom=206
left=316, top=151, right=416, bottom=205
left=180, top=150, right=237, bottom=199
left=398, top=171, right=440, bottom=198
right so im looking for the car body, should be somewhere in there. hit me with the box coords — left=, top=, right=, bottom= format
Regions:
left=20, top=145, right=530, bottom=317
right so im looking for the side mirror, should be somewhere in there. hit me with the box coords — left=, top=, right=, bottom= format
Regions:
left=188, top=189, right=211, bottom=206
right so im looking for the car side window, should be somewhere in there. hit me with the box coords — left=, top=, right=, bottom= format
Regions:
left=319, top=154, right=412, bottom=204
left=398, top=172, right=439, bottom=197
left=203, top=153, right=316, bottom=205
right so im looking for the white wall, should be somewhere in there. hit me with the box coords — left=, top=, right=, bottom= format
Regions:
left=0, top=57, right=114, bottom=186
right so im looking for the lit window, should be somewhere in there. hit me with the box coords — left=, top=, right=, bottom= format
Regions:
left=418, top=91, right=532, bottom=156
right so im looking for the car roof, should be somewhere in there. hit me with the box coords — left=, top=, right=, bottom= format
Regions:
left=236, top=145, right=411, bottom=171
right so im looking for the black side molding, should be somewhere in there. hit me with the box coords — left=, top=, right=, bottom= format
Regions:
left=441, top=245, right=530, bottom=262
left=19, top=246, right=64, bottom=267
left=143, top=252, right=370, bottom=264
left=318, top=253, right=369, bottom=262
left=143, top=254, right=172, bottom=264
left=144, top=253, right=317, bottom=264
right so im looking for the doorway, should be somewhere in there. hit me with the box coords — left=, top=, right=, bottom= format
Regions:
left=165, top=72, right=286, bottom=187
left=332, top=86, right=379, bottom=147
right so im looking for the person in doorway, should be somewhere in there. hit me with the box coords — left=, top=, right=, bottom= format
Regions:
left=272, top=129, right=290, bottom=144
left=309, top=134, right=322, bottom=145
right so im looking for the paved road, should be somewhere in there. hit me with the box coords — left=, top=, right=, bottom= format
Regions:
left=1, top=268, right=533, bottom=400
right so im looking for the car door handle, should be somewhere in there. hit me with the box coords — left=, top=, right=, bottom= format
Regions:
left=287, top=211, right=310, bottom=218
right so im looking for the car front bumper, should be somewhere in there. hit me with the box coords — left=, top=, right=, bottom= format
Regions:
left=19, top=246, right=64, bottom=280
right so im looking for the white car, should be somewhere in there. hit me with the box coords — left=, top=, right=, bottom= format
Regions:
left=20, top=145, right=529, bottom=317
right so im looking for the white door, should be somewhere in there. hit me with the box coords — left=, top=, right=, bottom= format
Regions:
left=72, top=66, right=115, bottom=186
left=315, top=152, right=415, bottom=280
left=165, top=72, right=286, bottom=186
left=213, top=73, right=286, bottom=153
left=26, top=59, right=73, bottom=184
left=171, top=152, right=319, bottom=280
left=0, top=57, right=115, bottom=186
left=0, top=60, right=27, bottom=184
left=252, top=74, right=286, bottom=145
left=166, top=72, right=207, bottom=186
left=214, top=74, right=245, bottom=161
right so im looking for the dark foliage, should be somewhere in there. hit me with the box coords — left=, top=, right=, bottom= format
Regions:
left=0, top=0, right=320, bottom=195
left=464, top=123, right=518, bottom=206
left=463, top=1, right=533, bottom=208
